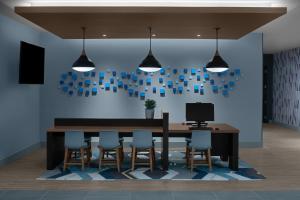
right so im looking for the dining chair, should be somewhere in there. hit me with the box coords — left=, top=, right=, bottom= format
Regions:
left=98, top=130, right=123, bottom=172
left=63, top=131, right=91, bottom=171
left=131, top=130, right=155, bottom=172
left=186, top=130, right=212, bottom=172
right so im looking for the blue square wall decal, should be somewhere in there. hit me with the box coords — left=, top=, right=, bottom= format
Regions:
left=110, top=78, right=114, bottom=84
left=68, top=82, right=73, bottom=87
left=78, top=82, right=83, bottom=87
left=159, top=77, right=163, bottom=84
left=179, top=75, right=185, bottom=82
left=167, top=80, right=173, bottom=88
left=184, top=80, right=188, bottom=87
left=105, top=83, right=110, bottom=90
left=72, top=73, right=78, bottom=81
left=124, top=84, right=128, bottom=90
left=146, top=78, right=152, bottom=85
left=222, top=90, right=229, bottom=97
left=127, top=73, right=131, bottom=79
left=62, top=86, right=68, bottom=93
left=184, top=68, right=188, bottom=74
left=99, top=72, right=105, bottom=79
left=224, top=84, right=229, bottom=89
left=61, top=73, right=67, bottom=80
left=118, top=81, right=123, bottom=88
left=99, top=80, right=103, bottom=85
left=59, top=80, right=64, bottom=85
left=85, top=90, right=90, bottom=97
left=84, top=80, right=91, bottom=87
left=78, top=87, right=83, bottom=96
left=197, top=75, right=201, bottom=81
left=128, top=88, right=134, bottom=96
left=136, top=68, right=142, bottom=75
left=132, top=75, right=138, bottom=82
left=68, top=71, right=72, bottom=76
left=121, top=72, right=127, bottom=79
left=113, top=86, right=117, bottom=92
left=173, top=69, right=178, bottom=74
left=153, top=87, right=157, bottom=93
left=92, top=88, right=97, bottom=95
left=212, top=85, right=218, bottom=93
left=178, top=86, right=183, bottom=94
left=112, top=71, right=117, bottom=76
left=160, top=68, right=165, bottom=75
left=84, top=72, right=90, bottom=77
left=144, top=71, right=148, bottom=76
left=194, top=85, right=199, bottom=93
left=210, top=79, right=215, bottom=85
left=200, top=88, right=204, bottom=95
left=191, top=68, right=196, bottom=75
left=139, top=79, right=144, bottom=85
left=91, top=71, right=96, bottom=77
left=204, top=73, right=210, bottom=80
left=140, top=92, right=145, bottom=100
left=203, top=67, right=207, bottom=72
left=173, top=88, right=177, bottom=94
left=235, top=69, right=241, bottom=76
left=229, top=81, right=235, bottom=88
left=68, top=90, right=74, bottom=96
left=134, top=91, right=139, bottom=97
left=160, top=88, right=165, bottom=97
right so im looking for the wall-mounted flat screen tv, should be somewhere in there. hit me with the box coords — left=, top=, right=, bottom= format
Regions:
left=19, top=41, right=45, bottom=84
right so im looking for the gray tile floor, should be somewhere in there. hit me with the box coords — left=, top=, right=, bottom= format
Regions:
left=1, top=190, right=300, bottom=200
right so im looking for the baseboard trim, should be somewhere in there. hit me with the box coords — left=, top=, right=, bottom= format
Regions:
left=273, top=121, right=300, bottom=131
left=0, top=142, right=43, bottom=167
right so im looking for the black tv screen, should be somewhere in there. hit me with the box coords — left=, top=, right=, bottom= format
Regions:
left=186, top=103, right=214, bottom=122
left=19, top=41, right=45, bottom=84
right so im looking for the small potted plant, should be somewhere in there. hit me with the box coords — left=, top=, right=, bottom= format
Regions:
left=145, top=99, right=156, bottom=119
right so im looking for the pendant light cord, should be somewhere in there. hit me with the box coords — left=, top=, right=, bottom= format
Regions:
left=216, top=27, right=220, bottom=52
left=82, top=27, right=86, bottom=54
left=149, top=26, right=152, bottom=52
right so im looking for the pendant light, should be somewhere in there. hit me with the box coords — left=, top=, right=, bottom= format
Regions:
left=72, top=27, right=95, bottom=72
left=206, top=28, right=229, bottom=73
left=139, top=27, right=162, bottom=73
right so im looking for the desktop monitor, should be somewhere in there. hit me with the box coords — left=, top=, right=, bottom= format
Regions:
left=186, top=103, right=214, bottom=127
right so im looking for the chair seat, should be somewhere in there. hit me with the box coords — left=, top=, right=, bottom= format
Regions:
left=98, top=144, right=121, bottom=150
left=67, top=144, right=89, bottom=150
left=189, top=145, right=211, bottom=151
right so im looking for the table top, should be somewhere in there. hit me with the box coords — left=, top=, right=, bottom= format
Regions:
left=47, top=123, right=239, bottom=134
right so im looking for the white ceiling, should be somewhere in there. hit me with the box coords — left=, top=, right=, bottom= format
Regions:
left=1, top=0, right=300, bottom=53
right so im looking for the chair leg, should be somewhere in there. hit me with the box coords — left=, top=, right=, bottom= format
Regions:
left=80, top=148, right=85, bottom=171
left=131, top=147, right=136, bottom=171
left=149, top=148, right=153, bottom=172
left=207, top=148, right=212, bottom=171
left=98, top=147, right=103, bottom=170
left=186, top=147, right=190, bottom=167
left=152, top=147, right=156, bottom=167
left=190, top=148, right=195, bottom=172
left=120, top=146, right=124, bottom=162
left=116, top=148, right=121, bottom=172
left=63, top=148, right=69, bottom=171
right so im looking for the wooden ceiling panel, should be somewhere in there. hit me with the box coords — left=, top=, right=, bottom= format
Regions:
left=15, top=6, right=286, bottom=39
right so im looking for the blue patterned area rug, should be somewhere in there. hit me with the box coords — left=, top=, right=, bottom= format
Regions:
left=38, top=151, right=265, bottom=181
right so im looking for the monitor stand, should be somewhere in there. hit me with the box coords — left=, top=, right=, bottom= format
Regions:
left=188, top=121, right=208, bottom=130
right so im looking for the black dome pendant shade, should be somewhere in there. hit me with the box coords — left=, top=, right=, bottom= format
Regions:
left=206, top=28, right=229, bottom=73
left=139, top=27, right=162, bottom=73
left=72, top=27, right=95, bottom=72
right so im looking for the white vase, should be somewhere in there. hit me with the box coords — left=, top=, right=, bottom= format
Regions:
left=145, top=109, right=155, bottom=119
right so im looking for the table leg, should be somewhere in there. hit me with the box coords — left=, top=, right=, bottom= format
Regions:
left=229, top=133, right=239, bottom=171
left=162, top=113, right=169, bottom=170
left=47, top=132, right=65, bottom=170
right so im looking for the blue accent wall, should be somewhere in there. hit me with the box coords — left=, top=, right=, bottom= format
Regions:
left=40, top=33, right=263, bottom=146
left=0, top=13, right=41, bottom=162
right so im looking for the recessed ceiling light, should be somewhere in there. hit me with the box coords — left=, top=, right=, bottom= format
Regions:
left=196, top=34, right=201, bottom=37
left=152, top=34, right=156, bottom=37
left=102, top=34, right=107, bottom=37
